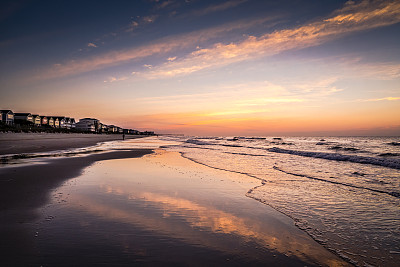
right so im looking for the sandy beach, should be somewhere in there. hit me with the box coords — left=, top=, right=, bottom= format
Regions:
left=0, top=132, right=145, bottom=155
left=0, top=135, right=350, bottom=266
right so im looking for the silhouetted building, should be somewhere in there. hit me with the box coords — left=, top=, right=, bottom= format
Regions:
left=76, top=118, right=100, bottom=132
left=1, top=110, right=14, bottom=125
left=31, top=114, right=41, bottom=126
left=14, top=113, right=34, bottom=124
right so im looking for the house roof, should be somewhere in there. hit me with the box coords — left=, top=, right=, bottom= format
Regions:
left=0, top=110, right=14, bottom=114
left=80, top=118, right=99, bottom=121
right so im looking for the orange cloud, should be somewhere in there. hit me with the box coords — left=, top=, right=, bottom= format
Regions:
left=111, top=98, right=400, bottom=135
left=38, top=17, right=276, bottom=80
left=39, top=1, right=400, bottom=80
left=360, top=96, right=400, bottom=102
left=144, top=0, right=400, bottom=79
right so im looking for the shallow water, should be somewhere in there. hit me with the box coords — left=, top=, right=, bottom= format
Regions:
left=33, top=150, right=346, bottom=266
left=158, top=136, right=400, bottom=267
left=4, top=135, right=398, bottom=266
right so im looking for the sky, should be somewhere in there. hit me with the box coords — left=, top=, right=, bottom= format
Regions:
left=1, top=0, right=399, bottom=136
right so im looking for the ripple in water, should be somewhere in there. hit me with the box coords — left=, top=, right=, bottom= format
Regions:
left=161, top=136, right=400, bottom=267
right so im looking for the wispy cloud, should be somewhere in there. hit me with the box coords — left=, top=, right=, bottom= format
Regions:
left=103, top=76, right=128, bottom=83
left=353, top=61, right=400, bottom=80
left=126, top=14, right=157, bottom=33
left=126, top=21, right=139, bottom=32
left=87, top=42, right=97, bottom=48
left=292, top=77, right=342, bottom=96
left=38, top=16, right=277, bottom=79
left=155, top=0, right=175, bottom=10
left=144, top=0, right=400, bottom=79
left=125, top=78, right=338, bottom=116
left=38, top=0, right=400, bottom=81
left=190, top=0, right=248, bottom=17
left=359, top=96, right=400, bottom=102
left=142, top=15, right=158, bottom=24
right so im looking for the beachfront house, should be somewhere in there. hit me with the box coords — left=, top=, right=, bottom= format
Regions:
left=67, top=118, right=76, bottom=129
left=31, top=114, right=41, bottom=126
left=142, top=131, right=155, bottom=135
left=47, top=117, right=54, bottom=127
left=1, top=110, right=14, bottom=125
left=107, top=125, right=118, bottom=133
left=63, top=117, right=75, bottom=129
left=99, top=123, right=106, bottom=133
left=14, top=113, right=34, bottom=125
left=54, top=118, right=60, bottom=128
left=123, top=129, right=136, bottom=135
left=40, top=116, right=48, bottom=126
left=64, top=117, right=71, bottom=129
left=117, top=127, right=123, bottom=133
left=53, top=117, right=67, bottom=128
left=75, top=118, right=100, bottom=132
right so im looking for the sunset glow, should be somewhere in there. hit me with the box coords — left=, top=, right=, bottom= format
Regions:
left=1, top=0, right=399, bottom=135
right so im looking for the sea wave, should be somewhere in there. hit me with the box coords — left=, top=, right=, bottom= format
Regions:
left=267, top=147, right=400, bottom=170
left=273, top=166, right=400, bottom=198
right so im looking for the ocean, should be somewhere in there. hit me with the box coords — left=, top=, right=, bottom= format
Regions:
left=1, top=135, right=399, bottom=266
left=156, top=135, right=400, bottom=267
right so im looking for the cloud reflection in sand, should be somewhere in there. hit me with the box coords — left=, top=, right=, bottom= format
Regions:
left=59, top=151, right=347, bottom=266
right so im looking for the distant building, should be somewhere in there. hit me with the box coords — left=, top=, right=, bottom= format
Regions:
left=107, top=125, right=118, bottom=133
left=53, top=117, right=67, bottom=128
left=64, top=117, right=76, bottom=129
left=64, top=117, right=70, bottom=128
left=69, top=118, right=76, bottom=129
left=47, top=117, right=55, bottom=127
left=40, top=116, right=48, bottom=126
left=75, top=118, right=100, bottom=132
left=1, top=110, right=14, bottom=125
left=99, top=123, right=107, bottom=133
left=31, top=114, right=41, bottom=126
left=54, top=117, right=60, bottom=128
left=14, top=113, right=34, bottom=124
left=124, top=129, right=139, bottom=135
left=142, top=131, right=155, bottom=135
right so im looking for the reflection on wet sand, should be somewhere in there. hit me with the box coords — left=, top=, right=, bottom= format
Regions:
left=71, top=190, right=344, bottom=267
left=43, top=150, right=348, bottom=266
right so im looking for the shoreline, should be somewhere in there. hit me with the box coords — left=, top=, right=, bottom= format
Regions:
left=0, top=137, right=349, bottom=266
left=0, top=132, right=147, bottom=155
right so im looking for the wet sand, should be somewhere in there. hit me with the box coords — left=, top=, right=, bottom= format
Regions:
left=0, top=132, right=145, bottom=155
left=0, top=137, right=350, bottom=266
left=0, top=149, right=153, bottom=266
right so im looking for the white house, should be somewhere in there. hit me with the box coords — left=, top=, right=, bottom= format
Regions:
left=75, top=118, right=100, bottom=132
left=31, top=114, right=41, bottom=126
left=47, top=117, right=55, bottom=127
left=1, top=110, right=14, bottom=125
